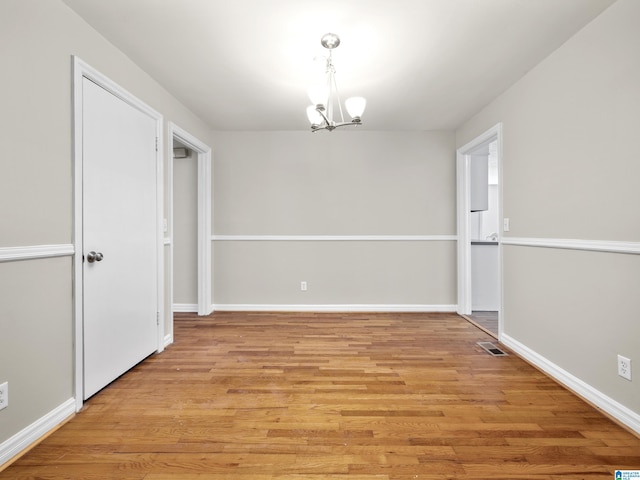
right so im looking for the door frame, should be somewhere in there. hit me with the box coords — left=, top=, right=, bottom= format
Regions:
left=456, top=123, right=503, bottom=337
left=72, top=56, right=164, bottom=411
left=167, top=122, right=212, bottom=338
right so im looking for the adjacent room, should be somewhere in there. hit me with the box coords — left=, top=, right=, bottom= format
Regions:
left=1, top=0, right=639, bottom=477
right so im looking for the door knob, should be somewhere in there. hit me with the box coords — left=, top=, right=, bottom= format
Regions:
left=87, top=251, right=104, bottom=263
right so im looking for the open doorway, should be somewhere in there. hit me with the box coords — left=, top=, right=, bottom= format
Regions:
left=172, top=140, right=198, bottom=312
left=167, top=123, right=212, bottom=344
left=456, top=124, right=503, bottom=339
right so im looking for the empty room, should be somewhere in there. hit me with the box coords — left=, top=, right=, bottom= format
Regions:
left=1, top=0, right=639, bottom=478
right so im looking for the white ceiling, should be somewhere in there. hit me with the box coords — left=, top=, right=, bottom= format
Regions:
left=61, top=0, right=615, bottom=131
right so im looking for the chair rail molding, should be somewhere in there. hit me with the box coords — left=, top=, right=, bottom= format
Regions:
left=502, top=237, right=640, bottom=255
left=212, top=235, right=457, bottom=242
left=0, top=244, right=74, bottom=262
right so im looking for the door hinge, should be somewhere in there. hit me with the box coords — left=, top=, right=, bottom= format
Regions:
left=155, top=137, right=158, bottom=152
left=156, top=312, right=160, bottom=325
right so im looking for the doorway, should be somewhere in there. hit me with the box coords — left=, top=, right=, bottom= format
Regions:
left=167, top=123, right=212, bottom=343
left=172, top=140, right=198, bottom=313
left=456, top=124, right=503, bottom=339
left=72, top=57, right=164, bottom=407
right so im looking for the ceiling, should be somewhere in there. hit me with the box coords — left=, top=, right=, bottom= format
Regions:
left=61, top=0, right=616, bottom=131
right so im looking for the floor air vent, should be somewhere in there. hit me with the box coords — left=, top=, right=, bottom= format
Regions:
left=477, top=341, right=508, bottom=356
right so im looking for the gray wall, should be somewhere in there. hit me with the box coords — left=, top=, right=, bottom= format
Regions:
left=0, top=258, right=73, bottom=439
left=456, top=0, right=639, bottom=416
left=0, top=0, right=211, bottom=447
left=211, top=131, right=457, bottom=308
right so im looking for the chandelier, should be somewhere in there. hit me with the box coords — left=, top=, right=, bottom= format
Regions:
left=306, top=33, right=366, bottom=132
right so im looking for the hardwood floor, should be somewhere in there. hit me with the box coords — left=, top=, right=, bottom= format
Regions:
left=465, top=311, right=499, bottom=338
left=3, top=311, right=639, bottom=479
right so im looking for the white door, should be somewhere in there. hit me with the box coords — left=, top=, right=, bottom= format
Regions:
left=82, top=77, right=158, bottom=399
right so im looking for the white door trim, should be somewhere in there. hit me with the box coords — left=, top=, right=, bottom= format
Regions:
left=167, top=122, right=212, bottom=327
left=72, top=56, right=164, bottom=412
left=456, top=123, right=503, bottom=337
left=456, top=151, right=472, bottom=315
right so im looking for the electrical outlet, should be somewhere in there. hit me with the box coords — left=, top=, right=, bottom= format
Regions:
left=503, top=218, right=510, bottom=232
left=300, top=281, right=307, bottom=291
left=618, top=355, right=632, bottom=381
left=0, top=382, right=8, bottom=410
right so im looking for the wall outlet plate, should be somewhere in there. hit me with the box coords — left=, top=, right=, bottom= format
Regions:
left=0, top=382, right=8, bottom=410
left=618, top=355, right=632, bottom=381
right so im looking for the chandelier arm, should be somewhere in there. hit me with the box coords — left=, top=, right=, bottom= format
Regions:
left=315, top=107, right=331, bottom=127
left=334, top=121, right=362, bottom=129
left=312, top=120, right=361, bottom=132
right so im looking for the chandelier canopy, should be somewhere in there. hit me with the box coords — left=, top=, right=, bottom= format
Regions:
left=306, top=33, right=366, bottom=132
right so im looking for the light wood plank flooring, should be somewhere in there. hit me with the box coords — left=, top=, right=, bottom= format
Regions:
left=3, top=311, right=639, bottom=479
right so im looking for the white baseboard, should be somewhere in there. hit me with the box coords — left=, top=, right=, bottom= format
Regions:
left=213, top=304, right=457, bottom=313
left=163, top=334, right=173, bottom=348
left=173, top=303, right=198, bottom=312
left=501, top=334, right=640, bottom=436
left=0, top=398, right=75, bottom=468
